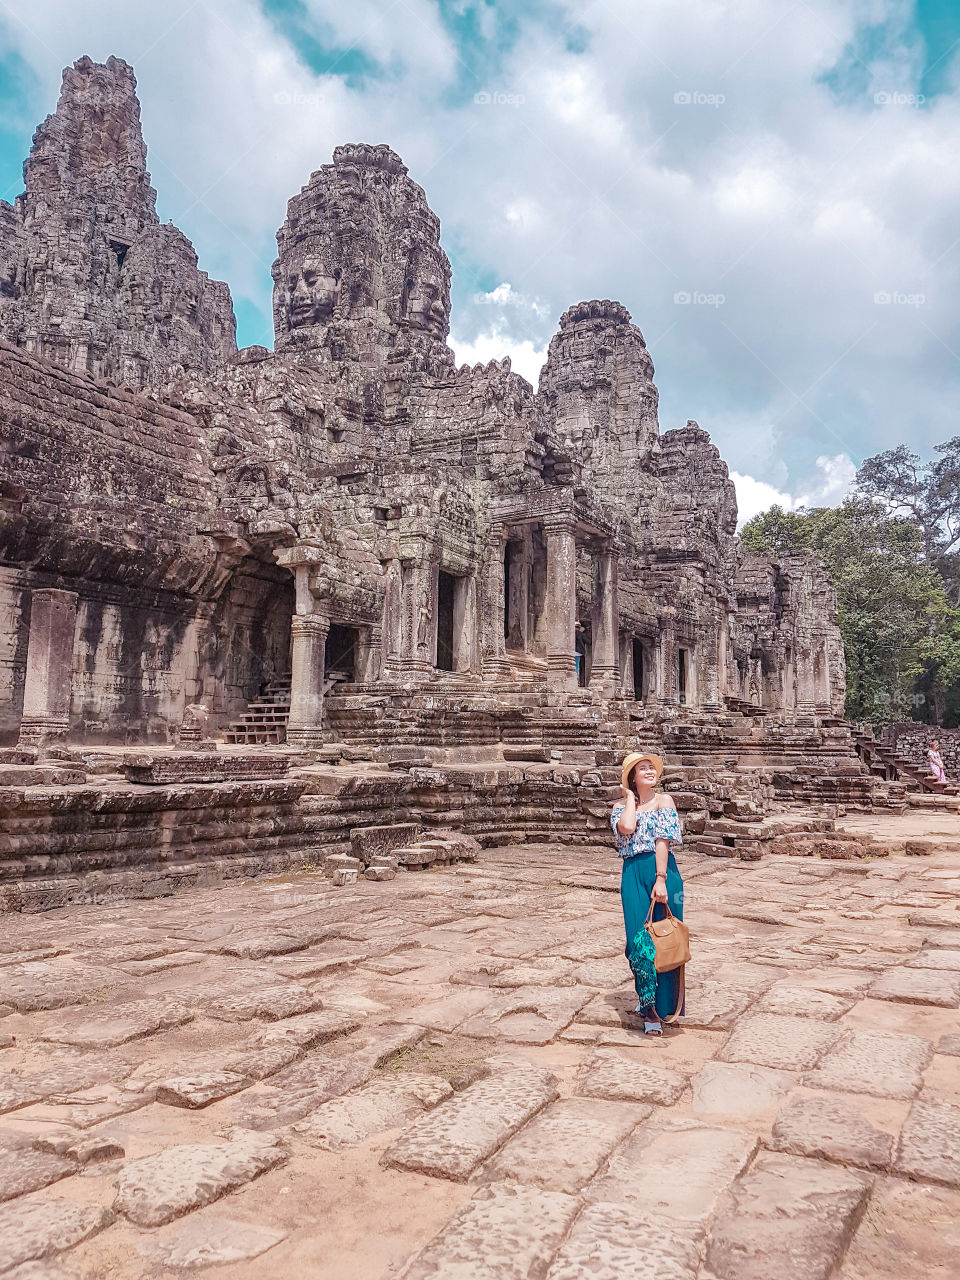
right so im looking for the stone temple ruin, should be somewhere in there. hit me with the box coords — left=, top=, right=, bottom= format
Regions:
left=0, top=57, right=905, bottom=911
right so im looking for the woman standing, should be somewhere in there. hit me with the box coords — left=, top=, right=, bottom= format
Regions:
left=611, top=751, right=684, bottom=1036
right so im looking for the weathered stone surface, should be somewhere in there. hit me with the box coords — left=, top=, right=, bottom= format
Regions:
left=114, top=1131, right=288, bottom=1226
left=937, top=1033, right=960, bottom=1055
left=253, top=1007, right=362, bottom=1048
left=139, top=1215, right=287, bottom=1270
left=155, top=1071, right=249, bottom=1108
left=2, top=961, right=118, bottom=1012
left=0, top=1197, right=114, bottom=1271
left=228, top=1055, right=373, bottom=1129
left=804, top=1029, right=932, bottom=1099
left=407, top=988, right=495, bottom=1032
left=895, top=1098, right=960, bottom=1186
left=0, top=1134, right=75, bottom=1202
left=691, top=1061, right=795, bottom=1118
left=577, top=1052, right=688, bottom=1106
left=384, top=1066, right=558, bottom=1181
left=673, top=982, right=754, bottom=1031
left=705, top=1152, right=872, bottom=1280
left=399, top=1182, right=579, bottom=1280
left=293, top=1074, right=452, bottom=1149
left=198, top=982, right=322, bottom=1022
left=838, top=1176, right=960, bottom=1279
left=718, top=1013, right=840, bottom=1071
left=758, top=984, right=854, bottom=1020
left=459, top=986, right=591, bottom=1045
left=480, top=1097, right=647, bottom=1193
left=906, top=948, right=960, bottom=970
left=585, top=1118, right=756, bottom=1220
left=868, top=966, right=960, bottom=1007
left=545, top=1202, right=703, bottom=1280
left=32, top=997, right=192, bottom=1047
left=771, top=1093, right=894, bottom=1169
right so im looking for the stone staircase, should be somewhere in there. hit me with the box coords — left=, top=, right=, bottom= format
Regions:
left=222, top=678, right=291, bottom=745
left=852, top=726, right=959, bottom=796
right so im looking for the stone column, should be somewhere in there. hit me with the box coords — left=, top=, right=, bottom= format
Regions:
left=544, top=517, right=578, bottom=691
left=482, top=530, right=510, bottom=680
left=795, top=640, right=817, bottom=716
left=18, top=588, right=78, bottom=749
left=590, top=545, right=620, bottom=695
left=286, top=613, right=329, bottom=747
left=657, top=608, right=678, bottom=706
left=453, top=574, right=478, bottom=674
left=699, top=622, right=721, bottom=712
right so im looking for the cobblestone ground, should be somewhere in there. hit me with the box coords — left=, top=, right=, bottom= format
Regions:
left=2, top=823, right=960, bottom=1279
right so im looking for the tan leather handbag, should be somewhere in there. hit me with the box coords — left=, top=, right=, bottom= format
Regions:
left=645, top=901, right=690, bottom=1024
left=645, top=901, right=690, bottom=973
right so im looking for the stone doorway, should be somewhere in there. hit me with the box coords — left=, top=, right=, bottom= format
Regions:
left=325, top=623, right=359, bottom=685
left=437, top=571, right=456, bottom=672
left=633, top=638, right=645, bottom=701
left=679, top=647, right=689, bottom=705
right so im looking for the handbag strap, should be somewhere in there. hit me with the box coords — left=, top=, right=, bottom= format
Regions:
left=661, top=964, right=685, bottom=1024
left=645, top=898, right=676, bottom=925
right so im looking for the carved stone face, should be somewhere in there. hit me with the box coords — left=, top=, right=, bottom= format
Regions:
left=403, top=258, right=448, bottom=338
left=276, top=257, right=340, bottom=331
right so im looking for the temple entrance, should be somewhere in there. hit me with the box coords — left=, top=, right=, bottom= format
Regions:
left=679, top=647, right=688, bottom=705
left=437, top=571, right=456, bottom=672
left=575, top=623, right=590, bottom=687
left=633, top=638, right=645, bottom=701
left=325, top=623, right=359, bottom=685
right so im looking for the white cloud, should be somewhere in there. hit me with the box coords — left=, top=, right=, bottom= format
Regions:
left=796, top=453, right=858, bottom=507
left=449, top=326, right=548, bottom=387
left=729, top=472, right=796, bottom=527
left=1, top=0, right=958, bottom=500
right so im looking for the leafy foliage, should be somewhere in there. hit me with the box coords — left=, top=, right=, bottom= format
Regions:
left=741, top=498, right=957, bottom=724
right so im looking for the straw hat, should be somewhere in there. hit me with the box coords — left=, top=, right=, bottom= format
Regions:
left=621, top=751, right=664, bottom=789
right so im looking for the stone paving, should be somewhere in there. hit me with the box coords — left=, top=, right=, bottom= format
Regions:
left=2, top=825, right=960, bottom=1279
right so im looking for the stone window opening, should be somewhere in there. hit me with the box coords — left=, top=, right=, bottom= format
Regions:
left=108, top=240, right=129, bottom=271
left=679, top=647, right=689, bottom=705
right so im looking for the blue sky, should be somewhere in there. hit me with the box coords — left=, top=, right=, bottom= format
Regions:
left=2, top=1, right=960, bottom=519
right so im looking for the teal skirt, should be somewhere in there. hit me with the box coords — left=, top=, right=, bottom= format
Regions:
left=620, top=850, right=685, bottom=1019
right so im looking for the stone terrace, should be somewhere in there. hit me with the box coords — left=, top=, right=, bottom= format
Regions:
left=1, top=820, right=959, bottom=1279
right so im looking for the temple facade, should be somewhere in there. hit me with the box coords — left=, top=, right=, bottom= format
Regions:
left=0, top=57, right=845, bottom=753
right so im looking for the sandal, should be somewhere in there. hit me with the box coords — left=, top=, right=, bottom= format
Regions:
left=635, top=1003, right=662, bottom=1036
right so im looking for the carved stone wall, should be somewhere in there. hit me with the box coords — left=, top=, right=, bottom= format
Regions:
left=0, top=56, right=848, bottom=748
left=0, top=56, right=236, bottom=389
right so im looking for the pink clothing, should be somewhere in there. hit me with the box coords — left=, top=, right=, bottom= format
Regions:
left=928, top=749, right=946, bottom=783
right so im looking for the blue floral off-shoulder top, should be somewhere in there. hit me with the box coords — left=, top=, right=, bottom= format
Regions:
left=610, top=803, right=683, bottom=860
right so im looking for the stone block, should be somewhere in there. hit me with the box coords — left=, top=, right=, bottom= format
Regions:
left=32, top=997, right=192, bottom=1048
left=705, top=1152, right=871, bottom=1280
left=576, top=1051, right=688, bottom=1106
left=770, top=1093, right=893, bottom=1169
left=139, top=1216, right=287, bottom=1270
left=350, top=822, right=421, bottom=863
left=804, top=1028, right=932, bottom=1099
left=383, top=1065, right=559, bottom=1181
left=718, top=1013, right=840, bottom=1071
left=365, top=865, right=396, bottom=881
left=479, top=1097, right=647, bottom=1193
left=868, top=966, right=960, bottom=1007
left=114, top=1132, right=288, bottom=1227
left=294, top=1074, right=452, bottom=1149
left=545, top=1202, right=703, bottom=1280
left=895, top=1098, right=960, bottom=1186
left=0, top=1198, right=114, bottom=1272
left=691, top=1062, right=795, bottom=1118
left=399, top=1183, right=579, bottom=1280
left=905, top=840, right=934, bottom=856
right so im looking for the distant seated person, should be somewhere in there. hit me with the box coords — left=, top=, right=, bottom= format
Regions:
left=928, top=739, right=947, bottom=784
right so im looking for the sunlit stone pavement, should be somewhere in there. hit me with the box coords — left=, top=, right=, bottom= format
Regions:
left=2, top=821, right=960, bottom=1279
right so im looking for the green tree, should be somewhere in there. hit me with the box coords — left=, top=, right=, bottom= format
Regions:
left=856, top=438, right=960, bottom=600
left=741, top=498, right=955, bottom=724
